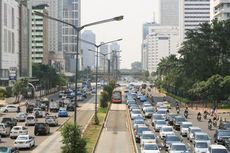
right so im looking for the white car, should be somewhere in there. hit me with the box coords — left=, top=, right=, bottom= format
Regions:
left=159, top=126, right=174, bottom=139
left=140, top=131, right=156, bottom=145
left=194, top=142, right=209, bottom=153
left=130, top=109, right=142, bottom=120
left=14, top=135, right=35, bottom=149
left=45, top=115, right=58, bottom=126
left=180, top=122, right=192, bottom=136
left=156, top=108, right=168, bottom=119
left=144, top=107, right=154, bottom=118
left=154, top=120, right=167, bottom=132
left=187, top=127, right=202, bottom=141
left=25, top=115, right=36, bottom=126
left=208, top=144, right=228, bottom=153
left=16, top=112, right=27, bottom=122
left=10, top=126, right=28, bottom=139
left=141, top=143, right=160, bottom=153
left=0, top=105, right=18, bottom=112
left=0, top=123, right=10, bottom=136
left=193, top=132, right=211, bottom=145
left=169, top=142, right=190, bottom=153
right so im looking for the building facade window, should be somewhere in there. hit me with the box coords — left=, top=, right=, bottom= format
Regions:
left=4, top=3, right=7, bottom=26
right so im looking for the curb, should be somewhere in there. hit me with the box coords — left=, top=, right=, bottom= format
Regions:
left=92, top=102, right=111, bottom=153
left=126, top=105, right=138, bottom=153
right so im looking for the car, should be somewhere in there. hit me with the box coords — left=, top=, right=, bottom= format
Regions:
left=180, top=122, right=192, bottom=136
left=127, top=99, right=136, bottom=107
left=34, top=123, right=50, bottom=135
left=59, top=91, right=65, bottom=98
left=26, top=104, right=35, bottom=113
left=163, top=134, right=181, bottom=150
left=214, top=129, right=230, bottom=145
left=151, top=114, right=164, bottom=126
left=223, top=138, right=230, bottom=151
left=141, top=143, right=160, bottom=153
left=0, top=147, right=19, bottom=153
left=0, top=123, right=11, bottom=137
left=144, top=107, right=154, bottom=118
left=133, top=119, right=145, bottom=130
left=219, top=121, right=230, bottom=130
left=193, top=142, right=209, bottom=153
left=130, top=104, right=140, bottom=111
left=162, top=101, right=171, bottom=109
left=208, top=144, right=228, bottom=153
left=135, top=125, right=151, bottom=143
left=33, top=108, right=43, bottom=118
left=45, top=115, right=58, bottom=126
left=10, top=126, right=28, bottom=139
left=0, top=105, right=18, bottom=112
left=166, top=113, right=177, bottom=125
left=49, top=101, right=59, bottom=112
left=130, top=109, right=142, bottom=120
left=173, top=116, right=187, bottom=130
left=140, top=96, right=147, bottom=102
left=133, top=115, right=145, bottom=121
left=159, top=126, right=174, bottom=139
left=14, top=135, right=35, bottom=149
left=25, top=115, right=36, bottom=126
left=1, top=117, right=17, bottom=128
left=156, top=108, right=168, bottom=119
left=58, top=107, right=68, bottom=117
left=154, top=120, right=167, bottom=132
left=193, top=132, right=211, bottom=145
left=142, top=103, right=152, bottom=111
left=66, top=103, right=75, bottom=111
left=187, top=127, right=202, bottom=142
left=168, top=142, right=190, bottom=153
left=16, top=112, right=27, bottom=122
left=140, top=131, right=156, bottom=145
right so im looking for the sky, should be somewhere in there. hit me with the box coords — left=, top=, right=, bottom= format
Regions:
left=81, top=0, right=159, bottom=69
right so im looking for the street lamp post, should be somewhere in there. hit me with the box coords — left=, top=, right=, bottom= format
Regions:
left=85, top=39, right=122, bottom=123
left=34, top=11, right=123, bottom=125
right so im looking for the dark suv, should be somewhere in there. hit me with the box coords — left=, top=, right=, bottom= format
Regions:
left=34, top=123, right=50, bottom=135
left=219, top=121, right=230, bottom=130
left=214, top=129, right=230, bottom=144
left=1, top=117, right=17, bottom=129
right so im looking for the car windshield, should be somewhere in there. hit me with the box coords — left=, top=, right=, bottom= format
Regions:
left=154, top=115, right=163, bottom=119
left=218, top=131, right=230, bottom=136
left=196, top=134, right=209, bottom=140
left=133, top=110, right=141, bottom=114
left=162, top=127, right=173, bottom=132
left=0, top=125, right=3, bottom=128
left=143, top=134, right=155, bottom=139
left=156, top=121, right=166, bottom=124
left=182, top=124, right=192, bottom=128
left=176, top=117, right=186, bottom=122
left=27, top=117, right=34, bottom=120
left=144, top=144, right=158, bottom=150
left=146, top=109, right=154, bottom=112
left=223, top=123, right=230, bottom=128
left=212, top=149, right=228, bottom=153
left=46, top=116, right=54, bottom=119
left=196, top=142, right=208, bottom=148
left=192, top=129, right=201, bottom=133
left=135, top=120, right=144, bottom=124
left=157, top=110, right=166, bottom=114
left=167, top=136, right=180, bottom=141
left=171, top=145, right=187, bottom=151
left=2, top=118, right=11, bottom=122
left=17, top=136, right=28, bottom=140
left=13, top=127, right=21, bottom=130
left=0, top=147, right=8, bottom=152
left=36, top=124, right=45, bottom=128
left=137, top=127, right=150, bottom=134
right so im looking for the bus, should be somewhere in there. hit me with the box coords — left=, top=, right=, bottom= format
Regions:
left=111, top=87, right=123, bottom=103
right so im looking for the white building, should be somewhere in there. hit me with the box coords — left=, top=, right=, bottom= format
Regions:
left=81, top=30, right=96, bottom=69
left=160, top=0, right=179, bottom=26
left=211, top=0, right=230, bottom=20
left=0, top=0, right=19, bottom=86
left=110, top=42, right=121, bottom=71
left=145, top=25, right=179, bottom=73
left=142, top=39, right=148, bottom=71
left=179, top=0, right=210, bottom=44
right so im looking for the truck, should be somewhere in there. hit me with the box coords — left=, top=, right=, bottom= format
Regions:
left=49, top=101, right=59, bottom=112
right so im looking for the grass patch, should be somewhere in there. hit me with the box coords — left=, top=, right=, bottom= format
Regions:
left=83, top=106, right=108, bottom=153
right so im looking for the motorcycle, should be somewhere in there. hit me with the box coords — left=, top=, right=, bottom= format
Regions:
left=177, top=109, right=180, bottom=114
left=208, top=122, right=212, bottom=130
left=213, top=120, right=218, bottom=127
left=197, top=115, right=201, bottom=121
left=203, top=113, right=207, bottom=119
left=184, top=112, right=188, bottom=119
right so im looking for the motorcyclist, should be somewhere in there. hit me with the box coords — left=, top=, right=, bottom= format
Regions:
left=208, top=119, right=212, bottom=125
left=197, top=112, right=201, bottom=120
left=184, top=107, right=188, bottom=114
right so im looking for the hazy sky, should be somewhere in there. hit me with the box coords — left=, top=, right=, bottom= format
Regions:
left=81, top=0, right=158, bottom=69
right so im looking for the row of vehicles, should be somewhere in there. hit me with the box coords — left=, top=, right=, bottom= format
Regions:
left=126, top=87, right=229, bottom=153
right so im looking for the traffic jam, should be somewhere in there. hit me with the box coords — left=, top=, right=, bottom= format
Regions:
left=0, top=88, right=90, bottom=152
left=126, top=84, right=230, bottom=153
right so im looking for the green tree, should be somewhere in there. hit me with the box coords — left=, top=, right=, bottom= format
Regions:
left=100, top=91, right=109, bottom=108
left=61, top=123, right=86, bottom=153
left=131, top=61, right=142, bottom=72
left=12, top=79, right=28, bottom=102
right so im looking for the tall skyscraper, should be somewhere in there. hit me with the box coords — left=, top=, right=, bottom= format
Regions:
left=160, top=0, right=179, bottom=26
left=179, top=0, right=210, bottom=44
left=0, top=0, right=19, bottom=86
left=211, top=0, right=230, bottom=21
left=31, top=4, right=49, bottom=64
left=81, top=30, right=96, bottom=69
left=99, top=44, right=109, bottom=71
left=110, top=42, right=121, bottom=73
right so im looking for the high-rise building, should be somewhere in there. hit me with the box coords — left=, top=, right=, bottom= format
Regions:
left=0, top=0, right=19, bottom=86
left=18, top=0, right=31, bottom=78
left=110, top=42, right=120, bottom=71
left=212, top=0, right=230, bottom=21
left=179, top=0, right=210, bottom=44
left=81, top=30, right=96, bottom=69
left=99, top=44, right=109, bottom=71
left=144, top=24, right=179, bottom=73
left=31, top=4, right=49, bottom=64
left=30, top=0, right=62, bottom=53
left=63, top=0, right=81, bottom=73
left=160, top=0, right=179, bottom=26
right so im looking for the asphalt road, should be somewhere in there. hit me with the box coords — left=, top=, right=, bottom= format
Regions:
left=0, top=93, right=94, bottom=153
left=131, top=87, right=228, bottom=153
left=95, top=104, right=134, bottom=153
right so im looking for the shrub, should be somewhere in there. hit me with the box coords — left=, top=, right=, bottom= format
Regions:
left=100, top=91, right=109, bottom=108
